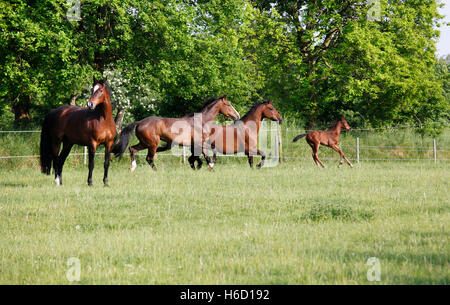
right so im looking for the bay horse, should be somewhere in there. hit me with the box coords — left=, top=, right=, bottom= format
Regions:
left=202, top=100, right=282, bottom=169
left=111, top=95, right=240, bottom=171
left=292, top=116, right=353, bottom=168
left=40, top=77, right=116, bottom=186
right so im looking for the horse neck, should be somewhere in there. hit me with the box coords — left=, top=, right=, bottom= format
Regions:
left=96, top=92, right=113, bottom=121
left=330, top=121, right=342, bottom=136
left=200, top=101, right=221, bottom=124
left=243, top=107, right=264, bottom=133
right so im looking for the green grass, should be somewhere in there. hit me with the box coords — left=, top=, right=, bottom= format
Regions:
left=0, top=159, right=448, bottom=284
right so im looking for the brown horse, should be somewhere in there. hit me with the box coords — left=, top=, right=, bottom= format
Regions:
left=40, top=77, right=116, bottom=186
left=112, top=95, right=240, bottom=171
left=292, top=116, right=353, bottom=168
left=202, top=100, right=282, bottom=169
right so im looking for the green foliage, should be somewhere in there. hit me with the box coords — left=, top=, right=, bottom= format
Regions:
left=0, top=0, right=448, bottom=131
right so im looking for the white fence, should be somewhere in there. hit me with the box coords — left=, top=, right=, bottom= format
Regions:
left=1, top=126, right=449, bottom=163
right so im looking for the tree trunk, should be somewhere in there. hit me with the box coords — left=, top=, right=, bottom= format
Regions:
left=114, top=108, right=125, bottom=134
left=12, top=95, right=31, bottom=123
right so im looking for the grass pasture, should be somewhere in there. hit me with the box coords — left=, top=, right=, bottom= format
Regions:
left=0, top=159, right=448, bottom=284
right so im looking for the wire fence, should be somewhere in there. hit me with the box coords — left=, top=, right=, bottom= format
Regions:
left=1, top=124, right=449, bottom=164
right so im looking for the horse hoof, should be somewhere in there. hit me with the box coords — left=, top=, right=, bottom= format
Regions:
left=256, top=163, right=263, bottom=169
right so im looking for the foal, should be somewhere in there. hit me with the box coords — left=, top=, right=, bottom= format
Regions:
left=293, top=116, right=353, bottom=168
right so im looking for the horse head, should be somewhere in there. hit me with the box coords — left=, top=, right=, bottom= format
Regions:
left=87, top=77, right=109, bottom=109
left=340, top=116, right=351, bottom=130
left=216, top=95, right=240, bottom=121
left=261, top=100, right=282, bottom=124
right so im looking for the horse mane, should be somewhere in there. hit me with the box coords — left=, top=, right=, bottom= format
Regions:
left=328, top=117, right=344, bottom=130
left=240, top=101, right=269, bottom=121
left=184, top=95, right=225, bottom=117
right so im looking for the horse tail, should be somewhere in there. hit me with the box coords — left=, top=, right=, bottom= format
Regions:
left=112, top=121, right=138, bottom=157
left=40, top=114, right=53, bottom=175
left=293, top=133, right=307, bottom=142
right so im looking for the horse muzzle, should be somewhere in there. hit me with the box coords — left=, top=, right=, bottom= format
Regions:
left=87, top=101, right=95, bottom=109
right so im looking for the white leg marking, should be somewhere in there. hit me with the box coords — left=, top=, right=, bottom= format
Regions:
left=55, top=176, right=61, bottom=186
left=130, top=160, right=137, bottom=172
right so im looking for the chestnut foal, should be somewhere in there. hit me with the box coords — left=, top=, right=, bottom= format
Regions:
left=293, top=116, right=353, bottom=168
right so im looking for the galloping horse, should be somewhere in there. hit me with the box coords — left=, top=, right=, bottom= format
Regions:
left=292, top=116, right=353, bottom=168
left=40, top=77, right=116, bottom=186
left=112, top=95, right=240, bottom=171
left=202, top=100, right=282, bottom=169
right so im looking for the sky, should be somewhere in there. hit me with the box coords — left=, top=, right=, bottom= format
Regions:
left=436, top=0, right=450, bottom=57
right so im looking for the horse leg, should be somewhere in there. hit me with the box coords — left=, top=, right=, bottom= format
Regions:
left=246, top=152, right=254, bottom=168
left=56, top=141, right=73, bottom=185
left=195, top=155, right=203, bottom=169
left=129, top=142, right=146, bottom=172
left=146, top=146, right=157, bottom=170
left=87, top=144, right=97, bottom=186
left=189, top=144, right=203, bottom=170
left=212, top=149, right=217, bottom=164
left=188, top=145, right=197, bottom=170
left=307, top=140, right=319, bottom=167
left=194, top=146, right=203, bottom=169
left=202, top=146, right=214, bottom=170
left=256, top=150, right=266, bottom=168
left=188, top=155, right=196, bottom=169
left=331, top=145, right=353, bottom=168
left=52, top=141, right=61, bottom=185
left=313, top=144, right=326, bottom=168
left=103, top=142, right=113, bottom=186
left=156, top=141, right=171, bottom=153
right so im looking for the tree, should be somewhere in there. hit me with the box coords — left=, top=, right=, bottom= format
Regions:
left=247, top=0, right=446, bottom=128
left=326, top=0, right=447, bottom=128
left=0, top=0, right=86, bottom=125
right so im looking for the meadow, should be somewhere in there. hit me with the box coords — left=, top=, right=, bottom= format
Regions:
left=0, top=157, right=448, bottom=284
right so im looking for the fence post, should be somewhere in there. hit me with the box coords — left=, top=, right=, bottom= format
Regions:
left=356, top=137, right=360, bottom=163
left=84, top=146, right=87, bottom=165
left=433, top=139, right=437, bottom=163
left=278, top=124, right=282, bottom=163
left=183, top=145, right=186, bottom=164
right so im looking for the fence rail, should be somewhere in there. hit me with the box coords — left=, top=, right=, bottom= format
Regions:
left=1, top=127, right=449, bottom=163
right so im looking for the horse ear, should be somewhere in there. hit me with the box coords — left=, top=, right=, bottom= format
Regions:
left=93, top=76, right=97, bottom=84
left=268, top=100, right=273, bottom=104
left=103, top=77, right=108, bottom=83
